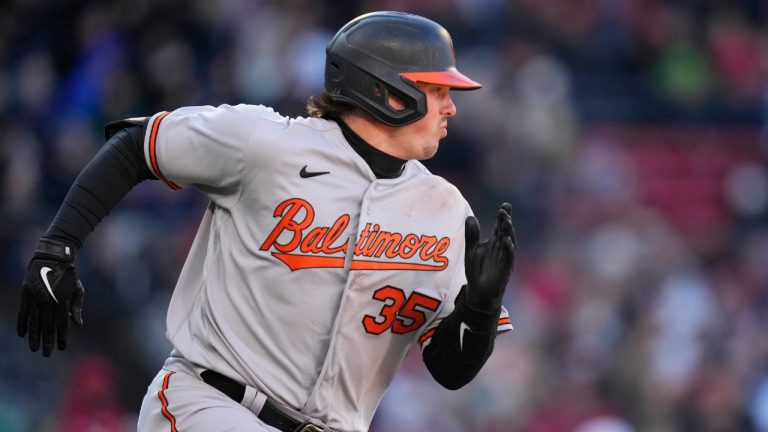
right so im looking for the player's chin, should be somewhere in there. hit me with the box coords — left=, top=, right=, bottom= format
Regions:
left=421, top=141, right=440, bottom=160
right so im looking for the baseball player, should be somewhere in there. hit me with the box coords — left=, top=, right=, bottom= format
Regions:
left=17, top=11, right=516, bottom=432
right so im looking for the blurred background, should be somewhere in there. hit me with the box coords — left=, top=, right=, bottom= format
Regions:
left=1, top=0, right=768, bottom=431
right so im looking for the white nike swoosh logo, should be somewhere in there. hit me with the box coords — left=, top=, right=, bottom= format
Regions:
left=40, top=267, right=59, bottom=303
left=459, top=321, right=471, bottom=351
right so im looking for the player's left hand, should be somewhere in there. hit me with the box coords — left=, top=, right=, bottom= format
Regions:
left=464, top=203, right=516, bottom=311
left=17, top=238, right=85, bottom=357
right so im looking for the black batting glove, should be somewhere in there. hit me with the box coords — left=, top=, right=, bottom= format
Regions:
left=464, top=203, right=516, bottom=311
left=17, top=237, right=85, bottom=357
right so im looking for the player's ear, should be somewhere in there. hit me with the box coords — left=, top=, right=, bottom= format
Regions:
left=387, top=94, right=406, bottom=111
left=378, top=83, right=406, bottom=112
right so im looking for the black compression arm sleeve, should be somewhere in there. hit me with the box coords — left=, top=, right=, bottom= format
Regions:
left=44, top=125, right=157, bottom=247
left=422, top=286, right=500, bottom=390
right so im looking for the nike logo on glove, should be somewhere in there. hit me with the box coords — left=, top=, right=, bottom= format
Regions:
left=300, top=165, right=330, bottom=178
left=40, top=267, right=59, bottom=303
left=459, top=321, right=471, bottom=351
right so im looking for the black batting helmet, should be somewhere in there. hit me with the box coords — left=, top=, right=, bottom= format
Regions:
left=325, top=11, right=482, bottom=127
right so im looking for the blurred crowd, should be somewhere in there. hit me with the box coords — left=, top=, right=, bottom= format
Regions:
left=1, top=0, right=768, bottom=431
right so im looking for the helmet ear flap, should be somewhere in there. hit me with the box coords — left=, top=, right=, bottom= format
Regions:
left=327, top=55, right=426, bottom=126
left=379, top=84, right=407, bottom=112
left=375, top=81, right=423, bottom=123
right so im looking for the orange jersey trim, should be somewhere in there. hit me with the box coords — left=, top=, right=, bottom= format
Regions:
left=419, top=328, right=436, bottom=347
left=158, top=371, right=178, bottom=432
left=419, top=316, right=512, bottom=347
left=149, top=112, right=181, bottom=191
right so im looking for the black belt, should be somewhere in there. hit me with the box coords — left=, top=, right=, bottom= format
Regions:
left=201, top=370, right=325, bottom=432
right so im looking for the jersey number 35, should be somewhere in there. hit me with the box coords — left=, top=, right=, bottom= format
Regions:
left=362, top=286, right=441, bottom=335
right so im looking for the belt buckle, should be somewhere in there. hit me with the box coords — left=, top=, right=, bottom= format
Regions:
left=296, top=422, right=324, bottom=432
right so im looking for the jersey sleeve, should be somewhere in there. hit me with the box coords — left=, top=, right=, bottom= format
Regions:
left=144, top=104, right=265, bottom=206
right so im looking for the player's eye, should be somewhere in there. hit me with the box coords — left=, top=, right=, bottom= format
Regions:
left=431, top=85, right=448, bottom=96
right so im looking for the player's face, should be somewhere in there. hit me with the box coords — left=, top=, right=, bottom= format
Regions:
left=389, top=83, right=457, bottom=160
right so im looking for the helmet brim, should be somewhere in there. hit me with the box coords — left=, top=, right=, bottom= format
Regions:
left=400, top=69, right=482, bottom=90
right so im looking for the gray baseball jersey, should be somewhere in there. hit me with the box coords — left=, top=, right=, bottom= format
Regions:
left=140, top=104, right=512, bottom=431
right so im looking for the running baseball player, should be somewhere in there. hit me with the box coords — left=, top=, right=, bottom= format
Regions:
left=17, top=11, right=516, bottom=432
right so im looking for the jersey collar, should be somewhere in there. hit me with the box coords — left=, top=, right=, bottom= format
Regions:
left=336, top=119, right=407, bottom=179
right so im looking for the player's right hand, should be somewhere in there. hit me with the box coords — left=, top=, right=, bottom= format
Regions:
left=464, top=203, right=516, bottom=311
left=17, top=237, right=85, bottom=357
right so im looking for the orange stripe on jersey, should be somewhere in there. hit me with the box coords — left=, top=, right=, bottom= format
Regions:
left=351, top=260, right=445, bottom=271
left=498, top=317, right=512, bottom=326
left=271, top=253, right=447, bottom=271
left=158, top=371, right=178, bottom=432
left=419, top=328, right=436, bottom=346
left=149, top=111, right=181, bottom=191
left=272, top=253, right=346, bottom=270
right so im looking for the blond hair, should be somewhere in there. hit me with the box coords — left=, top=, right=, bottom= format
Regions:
left=305, top=92, right=356, bottom=119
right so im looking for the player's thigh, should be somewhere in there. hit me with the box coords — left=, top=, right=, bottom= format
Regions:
left=137, top=368, right=278, bottom=432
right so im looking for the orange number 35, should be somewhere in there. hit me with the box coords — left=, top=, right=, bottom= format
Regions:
left=363, top=286, right=441, bottom=335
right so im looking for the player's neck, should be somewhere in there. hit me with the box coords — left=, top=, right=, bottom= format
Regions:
left=341, top=111, right=410, bottom=160
left=337, top=116, right=406, bottom=179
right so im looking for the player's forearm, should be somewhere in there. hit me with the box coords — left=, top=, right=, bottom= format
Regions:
left=422, top=288, right=499, bottom=390
left=45, top=124, right=156, bottom=247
